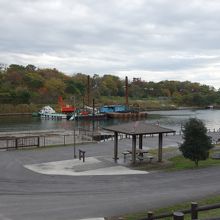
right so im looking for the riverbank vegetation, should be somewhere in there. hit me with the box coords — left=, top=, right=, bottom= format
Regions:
left=1, top=63, right=220, bottom=113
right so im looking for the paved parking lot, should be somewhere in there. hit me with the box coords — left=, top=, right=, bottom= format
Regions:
left=1, top=134, right=220, bottom=220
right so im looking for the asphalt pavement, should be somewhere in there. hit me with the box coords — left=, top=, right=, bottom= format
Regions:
left=0, top=134, right=220, bottom=220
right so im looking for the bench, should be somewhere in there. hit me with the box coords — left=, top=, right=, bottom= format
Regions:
left=79, top=149, right=86, bottom=162
left=137, top=155, right=154, bottom=163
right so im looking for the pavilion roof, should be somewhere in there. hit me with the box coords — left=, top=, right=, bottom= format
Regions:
left=103, top=121, right=175, bottom=135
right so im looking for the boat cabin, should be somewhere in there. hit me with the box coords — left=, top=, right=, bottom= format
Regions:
left=99, top=105, right=128, bottom=113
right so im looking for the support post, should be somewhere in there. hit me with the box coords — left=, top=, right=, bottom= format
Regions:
left=158, top=133, right=163, bottom=162
left=92, top=98, right=95, bottom=132
left=114, top=132, right=119, bottom=161
left=191, top=202, right=198, bottom=220
left=173, top=212, right=184, bottom=220
left=132, top=135, right=136, bottom=164
left=15, top=138, right=18, bottom=149
left=73, top=129, right=76, bottom=158
left=139, top=134, right=143, bottom=149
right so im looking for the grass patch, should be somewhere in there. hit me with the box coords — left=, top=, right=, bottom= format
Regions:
left=167, top=154, right=220, bottom=171
left=130, top=147, right=220, bottom=172
left=120, top=194, right=220, bottom=220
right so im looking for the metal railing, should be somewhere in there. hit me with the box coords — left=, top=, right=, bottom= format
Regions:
left=140, top=202, right=220, bottom=220
left=0, top=130, right=92, bottom=150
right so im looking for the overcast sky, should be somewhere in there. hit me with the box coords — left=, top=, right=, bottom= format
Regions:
left=1, top=0, right=220, bottom=88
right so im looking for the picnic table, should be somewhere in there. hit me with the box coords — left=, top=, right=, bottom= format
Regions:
left=122, top=149, right=153, bottom=162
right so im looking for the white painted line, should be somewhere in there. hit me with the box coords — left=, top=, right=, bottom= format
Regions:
left=24, top=157, right=148, bottom=176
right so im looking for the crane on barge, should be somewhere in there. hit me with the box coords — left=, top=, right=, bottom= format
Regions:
left=58, top=96, right=76, bottom=113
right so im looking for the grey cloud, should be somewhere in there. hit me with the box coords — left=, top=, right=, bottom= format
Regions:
left=1, top=0, right=220, bottom=88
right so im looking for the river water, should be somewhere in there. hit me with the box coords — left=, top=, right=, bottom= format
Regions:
left=0, top=109, right=219, bottom=132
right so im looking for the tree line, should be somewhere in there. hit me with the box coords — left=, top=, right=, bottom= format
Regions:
left=0, top=63, right=220, bottom=107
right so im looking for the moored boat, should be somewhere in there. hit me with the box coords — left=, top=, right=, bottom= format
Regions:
left=40, top=112, right=67, bottom=120
left=38, top=106, right=67, bottom=120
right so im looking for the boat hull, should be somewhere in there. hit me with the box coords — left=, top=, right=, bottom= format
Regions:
left=40, top=113, right=67, bottom=120
left=106, top=112, right=147, bottom=118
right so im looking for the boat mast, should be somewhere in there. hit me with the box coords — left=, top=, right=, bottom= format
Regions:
left=87, top=75, right=90, bottom=106
left=125, top=76, right=129, bottom=107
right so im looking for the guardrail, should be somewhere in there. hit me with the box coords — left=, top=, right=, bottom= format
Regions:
left=140, top=202, right=220, bottom=220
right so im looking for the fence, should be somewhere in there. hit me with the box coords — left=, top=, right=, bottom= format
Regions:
left=140, top=202, right=220, bottom=220
left=0, top=129, right=95, bottom=150
left=0, top=136, right=40, bottom=149
left=1, top=128, right=219, bottom=150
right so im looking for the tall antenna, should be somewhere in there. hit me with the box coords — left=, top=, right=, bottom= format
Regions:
left=125, top=76, right=128, bottom=106
left=87, top=75, right=90, bottom=106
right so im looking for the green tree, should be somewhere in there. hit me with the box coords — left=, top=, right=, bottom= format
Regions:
left=100, top=75, right=122, bottom=96
left=25, top=72, right=44, bottom=89
left=65, top=79, right=85, bottom=95
left=179, top=118, right=214, bottom=166
left=44, top=78, right=66, bottom=101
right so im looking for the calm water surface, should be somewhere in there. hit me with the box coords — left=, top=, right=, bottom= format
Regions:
left=0, top=109, right=219, bottom=132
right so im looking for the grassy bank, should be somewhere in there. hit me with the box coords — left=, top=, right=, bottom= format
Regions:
left=0, top=97, right=185, bottom=114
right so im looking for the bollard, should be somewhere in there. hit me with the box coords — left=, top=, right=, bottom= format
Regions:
left=173, top=211, right=184, bottom=220
left=147, top=211, right=154, bottom=220
left=15, top=138, right=18, bottom=149
left=191, top=202, right=198, bottom=220
left=37, top=136, right=40, bottom=147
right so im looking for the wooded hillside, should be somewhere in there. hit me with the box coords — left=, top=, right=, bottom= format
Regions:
left=0, top=64, right=219, bottom=108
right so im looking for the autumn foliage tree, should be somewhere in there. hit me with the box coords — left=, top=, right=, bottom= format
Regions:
left=0, top=63, right=220, bottom=107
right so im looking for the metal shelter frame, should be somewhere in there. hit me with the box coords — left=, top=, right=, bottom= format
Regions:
left=103, top=121, right=175, bottom=164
